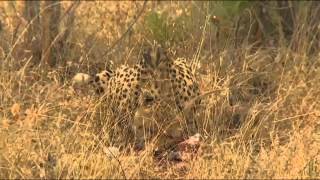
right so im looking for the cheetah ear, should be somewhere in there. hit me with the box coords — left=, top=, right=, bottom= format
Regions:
left=155, top=46, right=170, bottom=66
left=142, top=47, right=155, bottom=68
left=105, top=60, right=114, bottom=73
left=105, top=66, right=114, bottom=76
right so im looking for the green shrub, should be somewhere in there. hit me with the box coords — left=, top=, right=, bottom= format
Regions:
left=144, top=11, right=170, bottom=45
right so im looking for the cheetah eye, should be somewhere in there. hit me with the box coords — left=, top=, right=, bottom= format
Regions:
left=89, top=79, right=94, bottom=84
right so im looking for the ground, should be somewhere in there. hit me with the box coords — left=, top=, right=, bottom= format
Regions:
left=0, top=1, right=320, bottom=179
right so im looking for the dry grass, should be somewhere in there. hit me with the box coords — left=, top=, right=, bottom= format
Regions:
left=0, top=1, right=320, bottom=179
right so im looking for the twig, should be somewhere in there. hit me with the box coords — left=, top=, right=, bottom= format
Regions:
left=59, top=1, right=80, bottom=23
left=191, top=6, right=210, bottom=74
left=100, top=0, right=148, bottom=58
left=99, top=140, right=127, bottom=180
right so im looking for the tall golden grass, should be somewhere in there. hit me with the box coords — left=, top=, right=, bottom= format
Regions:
left=0, top=1, right=319, bottom=179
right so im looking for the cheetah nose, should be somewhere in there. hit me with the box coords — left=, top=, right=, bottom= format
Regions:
left=145, top=97, right=154, bottom=103
left=144, top=96, right=155, bottom=106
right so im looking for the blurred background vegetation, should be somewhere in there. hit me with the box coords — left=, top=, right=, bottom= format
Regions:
left=0, top=1, right=319, bottom=178
left=1, top=1, right=319, bottom=72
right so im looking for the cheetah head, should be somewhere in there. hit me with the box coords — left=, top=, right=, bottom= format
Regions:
left=142, top=45, right=171, bottom=71
left=89, top=67, right=114, bottom=95
left=140, top=45, right=174, bottom=98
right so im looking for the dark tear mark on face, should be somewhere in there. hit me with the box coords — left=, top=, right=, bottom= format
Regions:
left=96, top=87, right=104, bottom=94
left=94, top=76, right=100, bottom=82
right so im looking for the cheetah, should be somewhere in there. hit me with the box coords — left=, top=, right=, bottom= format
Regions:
left=132, top=46, right=202, bottom=150
left=140, top=46, right=201, bottom=114
left=90, top=46, right=201, bottom=149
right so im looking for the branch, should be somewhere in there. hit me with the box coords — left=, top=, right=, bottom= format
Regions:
left=101, top=0, right=148, bottom=58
